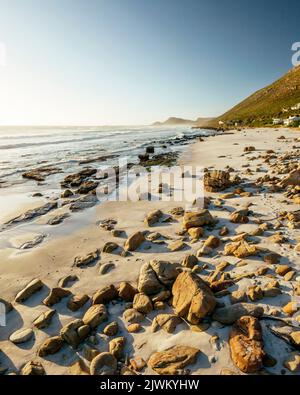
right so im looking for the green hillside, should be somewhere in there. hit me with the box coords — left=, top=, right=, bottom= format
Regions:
left=204, top=65, right=300, bottom=128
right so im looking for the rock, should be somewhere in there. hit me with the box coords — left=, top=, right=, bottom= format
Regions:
left=188, top=227, right=204, bottom=240
left=9, top=328, right=34, bottom=344
left=38, top=336, right=64, bottom=357
left=130, top=356, right=147, bottom=372
left=15, top=278, right=43, bottom=303
left=150, top=259, right=179, bottom=286
left=284, top=271, right=295, bottom=281
left=21, top=361, right=45, bottom=375
left=148, top=346, right=200, bottom=375
left=20, top=234, right=46, bottom=249
left=197, top=246, right=213, bottom=256
left=204, top=170, right=234, bottom=192
left=152, top=290, right=171, bottom=302
left=83, top=304, right=107, bottom=328
left=103, top=322, right=119, bottom=336
left=190, top=322, right=210, bottom=332
left=102, top=242, right=119, bottom=253
left=144, top=209, right=163, bottom=226
left=247, top=286, right=263, bottom=301
left=67, top=294, right=89, bottom=311
left=118, top=282, right=138, bottom=301
left=167, top=240, right=186, bottom=251
left=133, top=293, right=153, bottom=314
left=230, top=290, right=247, bottom=304
left=213, top=303, right=264, bottom=324
left=244, top=146, right=255, bottom=152
left=43, top=287, right=71, bottom=307
left=263, top=253, right=280, bottom=265
left=204, top=235, right=220, bottom=248
left=295, top=243, right=300, bottom=252
left=60, top=319, right=89, bottom=348
left=109, top=336, right=126, bottom=359
left=283, top=352, right=300, bottom=372
left=111, top=229, right=124, bottom=237
left=290, top=331, right=300, bottom=346
left=33, top=310, right=56, bottom=329
left=183, top=209, right=214, bottom=230
left=90, top=352, right=117, bottom=375
left=275, top=265, right=292, bottom=276
left=169, top=207, right=185, bottom=216
left=279, top=169, right=300, bottom=187
left=76, top=180, right=99, bottom=194
left=151, top=314, right=182, bottom=333
left=99, top=262, right=115, bottom=275
left=282, top=301, right=299, bottom=316
left=123, top=308, right=144, bottom=323
left=229, top=316, right=265, bottom=373
left=219, top=226, right=229, bottom=236
left=69, top=194, right=98, bottom=211
left=58, top=275, right=79, bottom=288
left=137, top=262, right=163, bottom=295
left=124, top=231, right=145, bottom=251
left=230, top=209, right=249, bottom=224
left=6, top=202, right=58, bottom=227
left=172, top=271, right=216, bottom=324
left=61, top=189, right=73, bottom=198
left=220, top=368, right=239, bottom=375
left=47, top=213, right=70, bottom=225
left=74, top=249, right=99, bottom=267
left=69, top=359, right=89, bottom=375
left=92, top=285, right=118, bottom=305
left=223, top=240, right=257, bottom=258
left=82, top=345, right=100, bottom=362
left=181, top=254, right=198, bottom=268
left=127, top=323, right=141, bottom=333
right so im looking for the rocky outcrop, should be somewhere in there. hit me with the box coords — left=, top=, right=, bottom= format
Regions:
left=172, top=271, right=216, bottom=324
left=229, top=316, right=265, bottom=373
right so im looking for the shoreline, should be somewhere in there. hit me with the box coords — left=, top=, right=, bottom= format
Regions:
left=0, top=127, right=299, bottom=375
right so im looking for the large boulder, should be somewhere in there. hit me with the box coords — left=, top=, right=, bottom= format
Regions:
left=118, top=282, right=138, bottom=301
left=279, top=169, right=300, bottom=187
left=172, top=271, right=216, bottom=324
left=212, top=303, right=264, bottom=324
left=229, top=316, right=265, bottom=373
left=148, top=346, right=200, bottom=375
left=133, top=293, right=153, bottom=314
left=149, top=259, right=179, bottom=286
left=182, top=210, right=214, bottom=230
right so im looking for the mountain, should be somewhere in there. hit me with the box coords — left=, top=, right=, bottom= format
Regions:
left=152, top=116, right=214, bottom=126
left=152, top=117, right=195, bottom=126
left=204, top=65, right=300, bottom=128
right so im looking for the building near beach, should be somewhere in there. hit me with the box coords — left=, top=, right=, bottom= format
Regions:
left=283, top=115, right=300, bottom=125
left=272, top=118, right=283, bottom=125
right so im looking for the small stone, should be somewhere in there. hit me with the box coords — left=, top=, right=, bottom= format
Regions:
left=282, top=301, right=299, bottom=316
left=21, top=361, right=45, bottom=375
left=67, top=294, right=89, bottom=311
left=275, top=265, right=292, bottom=276
left=130, top=356, right=147, bottom=372
left=102, top=242, right=119, bottom=253
left=15, top=278, right=43, bottom=303
left=247, top=286, right=263, bottom=301
left=43, top=287, right=71, bottom=307
left=74, top=250, right=99, bottom=267
left=124, top=231, right=145, bottom=251
left=82, top=345, right=100, bottom=361
left=127, top=323, right=141, bottom=333
left=38, top=336, right=64, bottom=357
left=109, top=337, right=126, bottom=359
left=9, top=328, right=34, bottom=344
left=167, top=240, right=186, bottom=251
left=33, top=310, right=55, bottom=329
left=230, top=290, right=247, bottom=304
left=103, top=321, right=119, bottom=336
left=181, top=254, right=198, bottom=268
left=283, top=352, right=300, bottom=372
left=92, top=284, right=118, bottom=304
left=123, top=308, right=144, bottom=323
left=118, top=282, right=138, bottom=301
left=133, top=293, right=153, bottom=314
left=204, top=235, right=220, bottom=248
left=187, top=227, right=204, bottom=240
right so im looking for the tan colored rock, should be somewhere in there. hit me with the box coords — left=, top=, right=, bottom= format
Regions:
left=230, top=209, right=249, bottom=224
left=38, top=336, right=64, bottom=357
left=282, top=301, right=299, bottom=316
left=167, top=239, right=186, bottom=251
left=127, top=323, right=141, bottom=333
left=204, top=170, right=233, bottom=192
left=172, top=271, right=216, bottom=324
left=109, top=336, right=126, bottom=359
left=290, top=331, right=300, bottom=346
left=230, top=290, right=247, bottom=304
left=67, top=294, right=89, bottom=311
left=144, top=209, right=163, bottom=226
left=181, top=254, right=198, bottom=268
left=43, top=287, right=71, bottom=307
left=148, top=345, right=200, bottom=375
left=92, top=284, right=118, bottom=305
left=247, top=286, right=263, bottom=302
left=279, top=169, right=300, bottom=187
left=103, top=321, right=119, bottom=336
left=137, top=262, right=163, bottom=295
left=69, top=359, right=89, bottom=375
left=123, top=308, right=144, bottom=323
left=74, top=249, right=99, bottom=267
left=204, top=235, right=220, bottom=248
left=15, top=278, right=43, bottom=303
left=124, top=231, right=145, bottom=251
left=21, top=361, right=45, bottom=375
left=224, top=240, right=257, bottom=258
left=151, top=314, right=182, bottom=333
left=263, top=253, right=280, bottom=265
left=83, top=304, right=107, bottom=328
left=130, top=356, right=147, bottom=372
left=118, top=282, right=138, bottom=301
left=283, top=352, right=300, bottom=372
left=102, top=242, right=119, bottom=253
left=60, top=319, right=89, bottom=348
left=183, top=209, right=214, bottom=230
left=187, top=227, right=204, bottom=240
left=133, top=293, right=153, bottom=314
left=90, top=352, right=117, bottom=375
left=150, top=259, right=179, bottom=285
left=33, top=309, right=55, bottom=329
left=229, top=316, right=265, bottom=373
left=275, top=265, right=292, bottom=276
left=82, top=345, right=100, bottom=361
left=9, top=328, right=34, bottom=344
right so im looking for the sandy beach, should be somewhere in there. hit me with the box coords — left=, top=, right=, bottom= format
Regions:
left=0, top=127, right=299, bottom=375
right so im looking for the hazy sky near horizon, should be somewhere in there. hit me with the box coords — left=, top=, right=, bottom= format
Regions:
left=0, top=0, right=299, bottom=125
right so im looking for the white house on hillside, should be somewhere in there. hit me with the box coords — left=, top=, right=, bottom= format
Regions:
left=273, top=118, right=283, bottom=125
left=283, top=115, right=300, bottom=126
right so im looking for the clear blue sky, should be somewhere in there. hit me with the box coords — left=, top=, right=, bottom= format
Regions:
left=0, top=0, right=299, bottom=125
